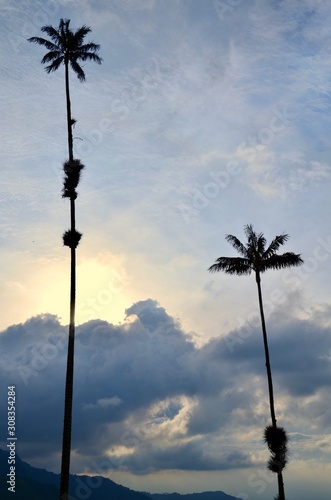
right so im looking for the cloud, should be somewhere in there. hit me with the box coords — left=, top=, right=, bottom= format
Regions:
left=83, top=396, right=123, bottom=410
left=0, top=299, right=331, bottom=477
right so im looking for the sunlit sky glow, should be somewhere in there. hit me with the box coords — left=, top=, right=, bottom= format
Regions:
left=0, top=1, right=331, bottom=499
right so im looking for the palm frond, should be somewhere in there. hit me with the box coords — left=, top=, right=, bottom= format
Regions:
left=260, top=252, right=303, bottom=272
left=27, top=36, right=59, bottom=51
left=84, top=52, right=102, bottom=64
left=70, top=59, right=86, bottom=82
left=244, top=223, right=255, bottom=241
left=58, top=19, right=71, bottom=49
left=41, top=50, right=62, bottom=64
left=81, top=41, right=101, bottom=51
left=40, top=24, right=61, bottom=42
left=257, top=233, right=266, bottom=255
left=59, top=18, right=71, bottom=34
left=79, top=42, right=102, bottom=54
left=45, top=57, right=64, bottom=73
left=244, top=224, right=264, bottom=254
left=208, top=256, right=251, bottom=275
left=74, top=25, right=92, bottom=46
left=225, top=234, right=248, bottom=257
left=263, top=233, right=289, bottom=259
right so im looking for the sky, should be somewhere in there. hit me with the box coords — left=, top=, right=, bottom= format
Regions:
left=0, top=0, right=331, bottom=499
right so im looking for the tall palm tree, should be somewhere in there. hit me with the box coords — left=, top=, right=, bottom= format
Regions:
left=208, top=224, right=303, bottom=500
left=28, top=19, right=102, bottom=500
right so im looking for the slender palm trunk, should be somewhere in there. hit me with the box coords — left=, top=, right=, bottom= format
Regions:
left=255, top=272, right=276, bottom=427
left=255, top=272, right=285, bottom=500
left=59, top=60, right=76, bottom=500
left=65, top=58, right=74, bottom=162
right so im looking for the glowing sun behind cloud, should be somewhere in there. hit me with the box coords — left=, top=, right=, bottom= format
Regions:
left=75, top=251, right=132, bottom=326
left=0, top=250, right=132, bottom=332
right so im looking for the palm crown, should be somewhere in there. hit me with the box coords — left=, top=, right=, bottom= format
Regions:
left=208, top=224, right=303, bottom=277
left=28, top=18, right=102, bottom=81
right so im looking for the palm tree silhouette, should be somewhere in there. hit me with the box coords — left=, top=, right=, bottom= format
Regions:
left=28, top=18, right=102, bottom=160
left=28, top=19, right=102, bottom=500
left=208, top=224, right=303, bottom=500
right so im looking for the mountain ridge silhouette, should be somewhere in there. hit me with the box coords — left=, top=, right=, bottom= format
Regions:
left=0, top=449, right=240, bottom=500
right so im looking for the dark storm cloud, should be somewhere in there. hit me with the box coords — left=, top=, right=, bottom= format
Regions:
left=215, top=307, right=331, bottom=397
left=74, top=299, right=197, bottom=411
left=0, top=299, right=330, bottom=474
left=122, top=438, right=252, bottom=474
